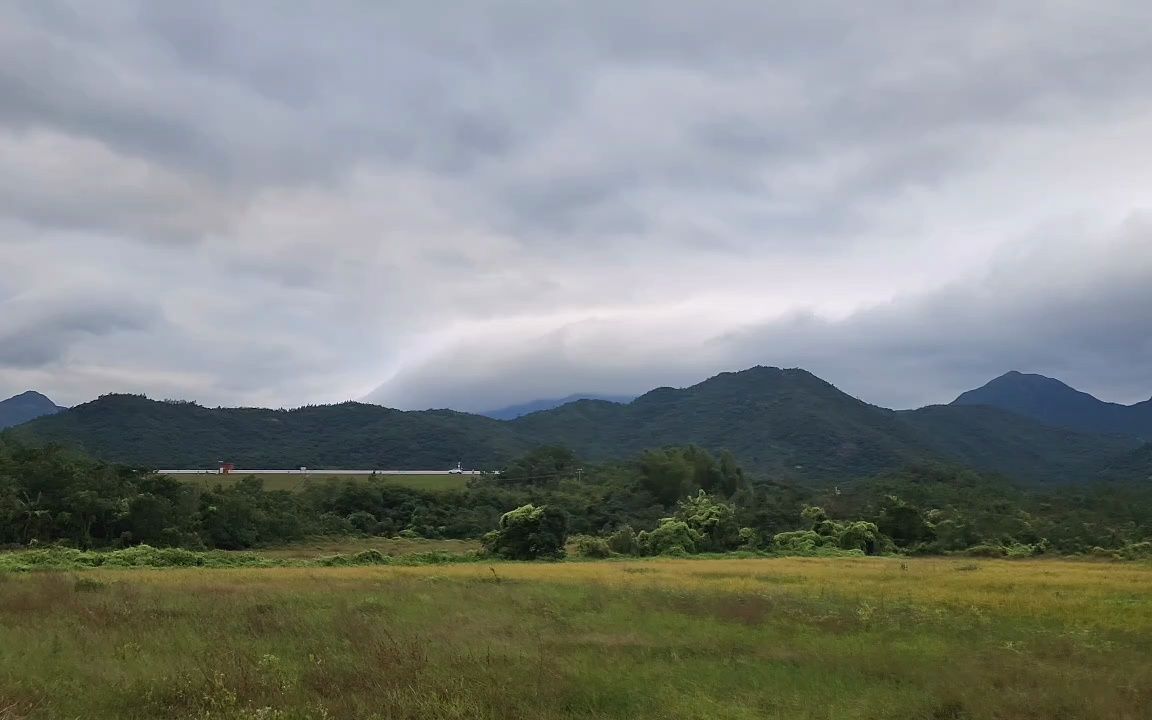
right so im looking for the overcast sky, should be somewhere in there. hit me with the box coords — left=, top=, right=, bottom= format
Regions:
left=2, top=1, right=1151, bottom=412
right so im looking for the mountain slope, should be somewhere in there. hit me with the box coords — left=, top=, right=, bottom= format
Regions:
left=11, top=394, right=530, bottom=469
left=0, top=391, right=65, bottom=430
left=512, top=367, right=1137, bottom=483
left=953, top=371, right=1152, bottom=438
left=480, top=393, right=633, bottom=420
left=13, top=368, right=1140, bottom=483
left=1103, top=443, right=1152, bottom=482
left=902, top=404, right=1135, bottom=482
left=512, top=368, right=925, bottom=478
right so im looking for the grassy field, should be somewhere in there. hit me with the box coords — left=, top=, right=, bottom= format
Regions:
left=179, top=473, right=471, bottom=493
left=1, top=557, right=1151, bottom=719
left=253, top=536, right=481, bottom=560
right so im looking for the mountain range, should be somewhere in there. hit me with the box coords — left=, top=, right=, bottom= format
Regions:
left=953, top=371, right=1152, bottom=439
left=8, top=367, right=1148, bottom=484
left=0, top=391, right=65, bottom=430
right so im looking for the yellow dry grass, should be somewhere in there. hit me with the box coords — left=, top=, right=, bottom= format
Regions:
left=2, top=556, right=1150, bottom=719
left=102, top=555, right=1152, bottom=629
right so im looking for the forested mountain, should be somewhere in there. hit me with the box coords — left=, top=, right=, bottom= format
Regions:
left=480, top=393, right=633, bottom=420
left=10, top=367, right=1142, bottom=484
left=0, top=391, right=64, bottom=430
left=512, top=368, right=1139, bottom=483
left=953, top=371, right=1152, bottom=439
left=10, top=394, right=529, bottom=470
left=1103, top=443, right=1152, bottom=482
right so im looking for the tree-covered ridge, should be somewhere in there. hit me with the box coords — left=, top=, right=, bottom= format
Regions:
left=10, top=393, right=529, bottom=469
left=2, top=438, right=1149, bottom=559
left=11, top=367, right=1143, bottom=485
left=512, top=367, right=1141, bottom=483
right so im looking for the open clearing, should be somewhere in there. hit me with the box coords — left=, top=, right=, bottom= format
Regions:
left=1, top=557, right=1150, bottom=719
left=179, top=472, right=471, bottom=493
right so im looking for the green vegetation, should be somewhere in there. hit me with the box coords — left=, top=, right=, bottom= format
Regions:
left=0, top=540, right=484, bottom=572
left=249, top=536, right=480, bottom=560
left=1, top=558, right=1150, bottom=719
left=12, top=367, right=1145, bottom=484
left=180, top=472, right=470, bottom=493
left=481, top=503, right=569, bottom=560
left=4, top=420, right=1152, bottom=718
left=3, top=435, right=1152, bottom=558
left=9, top=393, right=526, bottom=469
left=4, top=371, right=1150, bottom=719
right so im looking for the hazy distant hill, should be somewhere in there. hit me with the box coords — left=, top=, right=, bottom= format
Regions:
left=13, top=367, right=1141, bottom=483
left=953, top=371, right=1152, bottom=439
left=480, top=393, right=633, bottom=420
left=0, top=391, right=64, bottom=430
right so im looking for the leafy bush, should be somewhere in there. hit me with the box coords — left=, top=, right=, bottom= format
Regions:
left=606, top=526, right=639, bottom=555
left=314, top=548, right=393, bottom=567
left=836, top=521, right=883, bottom=555
left=771, top=530, right=828, bottom=554
left=482, top=504, right=568, bottom=560
left=346, top=511, right=379, bottom=535
left=676, top=491, right=742, bottom=552
left=1117, top=541, right=1152, bottom=560
left=638, top=519, right=700, bottom=555
left=738, top=527, right=761, bottom=550
left=573, top=535, right=612, bottom=558
left=0, top=545, right=272, bottom=571
left=964, top=542, right=1047, bottom=558
left=965, top=544, right=1008, bottom=557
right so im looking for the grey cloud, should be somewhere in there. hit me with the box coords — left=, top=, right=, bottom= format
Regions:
left=7, top=0, right=1150, bottom=245
left=368, top=225, right=1152, bottom=411
left=748, top=229, right=1152, bottom=407
left=0, top=293, right=159, bottom=368
left=2, top=1, right=1152, bottom=410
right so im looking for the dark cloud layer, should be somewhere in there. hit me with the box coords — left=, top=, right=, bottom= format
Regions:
left=1, top=1, right=1150, bottom=409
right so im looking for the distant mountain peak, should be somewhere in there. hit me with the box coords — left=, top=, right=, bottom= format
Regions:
left=0, top=390, right=65, bottom=430
left=954, top=372, right=1152, bottom=439
left=8, top=390, right=54, bottom=401
left=993, top=370, right=1072, bottom=385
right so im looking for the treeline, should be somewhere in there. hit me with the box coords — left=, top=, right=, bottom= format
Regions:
left=1, top=437, right=1150, bottom=558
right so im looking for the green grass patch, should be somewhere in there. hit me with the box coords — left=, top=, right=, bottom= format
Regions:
left=0, top=558, right=1150, bottom=718
left=0, top=541, right=486, bottom=572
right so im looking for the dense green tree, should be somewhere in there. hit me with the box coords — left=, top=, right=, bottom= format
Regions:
left=637, top=445, right=747, bottom=507
left=876, top=495, right=935, bottom=547
left=498, top=446, right=580, bottom=485
left=638, top=449, right=696, bottom=506
left=836, top=521, right=884, bottom=554
left=1, top=435, right=1150, bottom=558
left=606, top=525, right=639, bottom=555
left=675, top=491, right=742, bottom=552
left=638, top=519, right=700, bottom=555
left=482, top=504, right=568, bottom=560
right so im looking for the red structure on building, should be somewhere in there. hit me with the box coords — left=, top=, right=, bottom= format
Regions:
left=219, top=462, right=235, bottom=475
